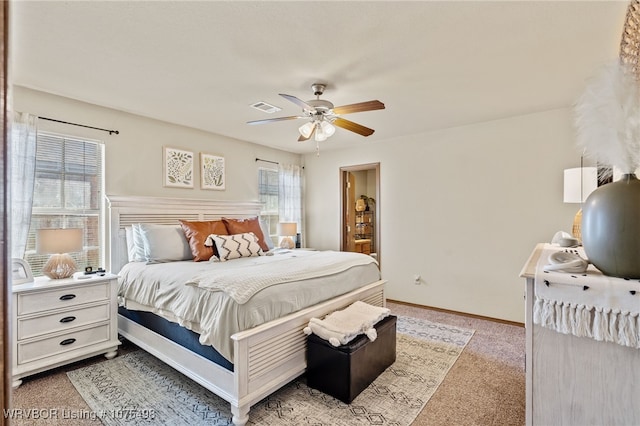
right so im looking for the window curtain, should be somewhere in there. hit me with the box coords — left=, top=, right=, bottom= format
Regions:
left=10, top=112, right=37, bottom=259
left=278, top=163, right=304, bottom=246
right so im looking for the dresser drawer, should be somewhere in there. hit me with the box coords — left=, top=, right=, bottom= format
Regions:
left=17, top=302, right=110, bottom=340
left=16, top=282, right=109, bottom=316
left=17, top=323, right=110, bottom=365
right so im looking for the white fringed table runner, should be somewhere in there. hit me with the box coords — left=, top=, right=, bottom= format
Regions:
left=534, top=244, right=640, bottom=349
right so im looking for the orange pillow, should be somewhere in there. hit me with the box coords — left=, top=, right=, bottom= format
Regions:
left=222, top=217, right=269, bottom=252
left=179, top=220, right=228, bottom=261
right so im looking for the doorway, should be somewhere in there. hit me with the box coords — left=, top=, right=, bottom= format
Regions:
left=340, top=163, right=380, bottom=266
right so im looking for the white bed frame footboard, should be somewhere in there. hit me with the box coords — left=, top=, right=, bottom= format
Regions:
left=107, top=195, right=386, bottom=425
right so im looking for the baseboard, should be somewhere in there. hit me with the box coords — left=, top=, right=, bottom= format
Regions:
left=387, top=299, right=524, bottom=327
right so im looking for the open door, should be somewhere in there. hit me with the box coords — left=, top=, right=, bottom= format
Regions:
left=340, top=163, right=380, bottom=266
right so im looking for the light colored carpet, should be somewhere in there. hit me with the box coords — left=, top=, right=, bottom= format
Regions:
left=389, top=302, right=526, bottom=426
left=66, top=316, right=473, bottom=426
left=11, top=303, right=525, bottom=425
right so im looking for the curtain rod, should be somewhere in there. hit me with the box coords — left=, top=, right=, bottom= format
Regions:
left=255, top=157, right=304, bottom=170
left=39, top=116, right=120, bottom=135
left=255, top=158, right=278, bottom=165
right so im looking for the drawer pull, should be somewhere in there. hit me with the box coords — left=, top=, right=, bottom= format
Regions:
left=60, top=338, right=76, bottom=346
left=59, top=316, right=76, bottom=323
left=59, top=294, right=76, bottom=301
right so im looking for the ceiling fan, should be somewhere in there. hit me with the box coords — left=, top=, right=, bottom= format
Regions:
left=247, top=83, right=385, bottom=143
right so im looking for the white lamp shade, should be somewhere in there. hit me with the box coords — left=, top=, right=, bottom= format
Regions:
left=314, top=124, right=327, bottom=142
left=299, top=122, right=314, bottom=138
left=320, top=121, right=335, bottom=137
left=277, top=222, right=297, bottom=236
left=563, top=167, right=598, bottom=203
left=36, top=228, right=83, bottom=254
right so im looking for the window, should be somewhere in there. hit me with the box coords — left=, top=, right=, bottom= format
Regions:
left=258, top=167, right=279, bottom=241
left=24, top=133, right=104, bottom=276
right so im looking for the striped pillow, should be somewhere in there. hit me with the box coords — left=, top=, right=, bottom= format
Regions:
left=205, top=232, right=264, bottom=262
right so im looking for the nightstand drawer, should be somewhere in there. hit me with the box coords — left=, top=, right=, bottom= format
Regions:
left=17, top=302, right=110, bottom=340
left=17, top=323, right=110, bottom=365
left=16, top=282, right=109, bottom=316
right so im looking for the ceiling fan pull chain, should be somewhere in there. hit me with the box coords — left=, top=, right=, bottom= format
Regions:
left=316, top=140, right=320, bottom=156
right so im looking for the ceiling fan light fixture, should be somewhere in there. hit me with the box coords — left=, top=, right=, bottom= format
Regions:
left=249, top=83, right=385, bottom=144
left=320, top=121, right=335, bottom=137
left=298, top=122, right=314, bottom=138
left=314, top=126, right=328, bottom=142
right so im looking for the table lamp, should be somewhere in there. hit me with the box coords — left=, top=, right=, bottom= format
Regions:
left=563, top=167, right=597, bottom=242
left=36, top=228, right=83, bottom=279
left=277, top=222, right=297, bottom=249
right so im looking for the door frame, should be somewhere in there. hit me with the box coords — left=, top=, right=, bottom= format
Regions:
left=339, top=163, right=381, bottom=267
left=1, top=0, right=10, bottom=415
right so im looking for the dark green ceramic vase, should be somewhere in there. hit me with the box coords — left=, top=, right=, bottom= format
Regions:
left=581, top=173, right=640, bottom=278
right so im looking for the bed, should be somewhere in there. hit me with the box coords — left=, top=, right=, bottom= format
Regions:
left=107, top=195, right=386, bottom=426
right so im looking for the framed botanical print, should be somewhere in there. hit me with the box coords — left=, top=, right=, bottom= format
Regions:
left=163, top=146, right=194, bottom=188
left=200, top=153, right=226, bottom=190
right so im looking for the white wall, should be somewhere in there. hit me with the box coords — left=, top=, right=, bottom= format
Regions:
left=13, top=86, right=301, bottom=200
left=15, top=86, right=584, bottom=323
left=303, top=108, right=583, bottom=323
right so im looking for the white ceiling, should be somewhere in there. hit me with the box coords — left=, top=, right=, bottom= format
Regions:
left=10, top=1, right=629, bottom=154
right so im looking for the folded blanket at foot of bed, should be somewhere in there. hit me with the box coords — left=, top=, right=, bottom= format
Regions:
left=303, top=300, right=390, bottom=347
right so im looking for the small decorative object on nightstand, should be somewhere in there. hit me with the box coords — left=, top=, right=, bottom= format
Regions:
left=11, top=259, right=34, bottom=285
left=11, top=273, right=121, bottom=387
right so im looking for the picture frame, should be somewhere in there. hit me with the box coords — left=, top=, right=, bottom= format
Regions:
left=163, top=146, right=194, bottom=188
left=200, top=153, right=226, bottom=190
left=12, top=258, right=34, bottom=285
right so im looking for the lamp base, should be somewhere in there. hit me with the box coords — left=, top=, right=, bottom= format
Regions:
left=279, top=237, right=295, bottom=249
left=42, top=254, right=78, bottom=279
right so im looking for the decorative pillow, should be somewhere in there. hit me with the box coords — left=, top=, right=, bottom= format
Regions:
left=259, top=217, right=275, bottom=251
left=205, top=232, right=264, bottom=262
left=222, top=217, right=269, bottom=252
left=136, top=223, right=192, bottom=264
left=179, top=220, right=228, bottom=261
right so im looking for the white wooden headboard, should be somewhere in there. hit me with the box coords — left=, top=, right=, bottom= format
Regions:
left=107, top=195, right=263, bottom=273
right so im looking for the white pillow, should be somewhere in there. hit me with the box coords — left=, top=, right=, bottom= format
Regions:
left=259, top=218, right=275, bottom=251
left=205, top=232, right=264, bottom=262
left=136, top=223, right=192, bottom=264
left=125, top=226, right=146, bottom=262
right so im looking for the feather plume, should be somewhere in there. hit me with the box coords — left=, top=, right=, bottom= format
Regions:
left=574, top=61, right=640, bottom=177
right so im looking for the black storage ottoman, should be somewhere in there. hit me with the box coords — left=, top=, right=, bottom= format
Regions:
left=306, top=314, right=397, bottom=403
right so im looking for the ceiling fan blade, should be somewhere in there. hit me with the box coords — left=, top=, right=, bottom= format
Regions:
left=332, top=100, right=385, bottom=115
left=298, top=123, right=316, bottom=142
left=247, top=116, right=302, bottom=125
left=333, top=117, right=375, bottom=137
left=279, top=94, right=315, bottom=111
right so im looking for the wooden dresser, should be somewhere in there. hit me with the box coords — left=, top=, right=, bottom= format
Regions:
left=12, top=273, right=121, bottom=387
left=520, top=244, right=640, bottom=425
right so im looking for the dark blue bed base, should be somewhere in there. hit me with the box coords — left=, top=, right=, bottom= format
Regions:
left=118, top=306, right=234, bottom=372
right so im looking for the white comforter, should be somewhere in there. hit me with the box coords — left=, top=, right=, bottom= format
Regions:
left=188, top=250, right=377, bottom=304
left=118, top=250, right=380, bottom=362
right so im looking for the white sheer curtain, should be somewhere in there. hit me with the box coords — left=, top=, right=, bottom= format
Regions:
left=11, top=112, right=37, bottom=259
left=278, top=163, right=304, bottom=246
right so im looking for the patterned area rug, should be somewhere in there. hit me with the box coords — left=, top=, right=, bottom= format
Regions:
left=67, top=316, right=474, bottom=425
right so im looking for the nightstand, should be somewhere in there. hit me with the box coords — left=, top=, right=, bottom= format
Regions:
left=12, top=273, right=121, bottom=387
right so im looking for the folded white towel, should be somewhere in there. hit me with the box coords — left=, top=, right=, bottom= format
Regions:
left=303, top=301, right=390, bottom=347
